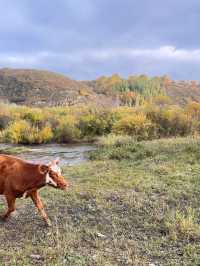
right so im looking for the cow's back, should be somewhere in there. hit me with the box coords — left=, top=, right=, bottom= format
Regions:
left=0, top=154, right=39, bottom=195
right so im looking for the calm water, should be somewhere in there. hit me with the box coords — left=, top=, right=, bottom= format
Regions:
left=0, top=144, right=96, bottom=166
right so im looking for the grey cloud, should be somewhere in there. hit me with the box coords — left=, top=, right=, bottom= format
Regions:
left=0, top=0, right=200, bottom=80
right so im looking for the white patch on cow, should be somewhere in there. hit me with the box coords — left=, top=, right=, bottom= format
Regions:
left=50, top=164, right=61, bottom=175
left=46, top=172, right=57, bottom=187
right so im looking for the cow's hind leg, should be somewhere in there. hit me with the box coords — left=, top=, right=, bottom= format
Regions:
left=30, top=190, right=51, bottom=226
left=2, top=194, right=16, bottom=220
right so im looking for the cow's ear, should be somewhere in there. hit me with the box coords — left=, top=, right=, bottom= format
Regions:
left=39, top=165, right=49, bottom=174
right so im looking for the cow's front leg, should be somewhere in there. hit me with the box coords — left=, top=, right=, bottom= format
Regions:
left=2, top=194, right=16, bottom=220
left=30, top=190, right=51, bottom=226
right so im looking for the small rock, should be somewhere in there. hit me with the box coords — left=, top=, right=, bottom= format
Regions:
left=96, top=232, right=106, bottom=238
left=105, top=248, right=113, bottom=253
left=92, top=254, right=97, bottom=260
left=30, top=254, right=42, bottom=260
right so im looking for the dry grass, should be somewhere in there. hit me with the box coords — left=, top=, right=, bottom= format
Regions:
left=1, top=137, right=200, bottom=265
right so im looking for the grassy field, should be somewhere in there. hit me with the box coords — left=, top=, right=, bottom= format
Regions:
left=1, top=137, right=200, bottom=265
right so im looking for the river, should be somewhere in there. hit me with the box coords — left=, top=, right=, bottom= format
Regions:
left=0, top=144, right=96, bottom=166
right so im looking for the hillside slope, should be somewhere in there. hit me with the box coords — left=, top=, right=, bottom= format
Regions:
left=166, top=80, right=200, bottom=105
left=0, top=68, right=118, bottom=107
left=0, top=68, right=200, bottom=107
left=87, top=75, right=200, bottom=106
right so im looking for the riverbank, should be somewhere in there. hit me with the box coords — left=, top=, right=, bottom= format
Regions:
left=0, top=143, right=95, bottom=166
left=1, top=137, right=200, bottom=265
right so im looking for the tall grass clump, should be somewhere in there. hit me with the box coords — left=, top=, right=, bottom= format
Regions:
left=97, top=134, right=135, bottom=147
left=165, top=208, right=200, bottom=241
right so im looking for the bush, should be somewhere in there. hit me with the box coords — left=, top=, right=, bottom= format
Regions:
left=112, top=113, right=156, bottom=140
left=0, top=115, right=12, bottom=130
left=89, top=141, right=154, bottom=161
left=146, top=105, right=192, bottom=137
left=2, top=120, right=53, bottom=144
left=54, top=116, right=81, bottom=143
left=186, top=102, right=200, bottom=120
left=111, top=106, right=137, bottom=120
left=97, top=134, right=135, bottom=147
left=161, top=108, right=192, bottom=136
left=2, top=120, right=31, bottom=144
left=79, top=110, right=115, bottom=137
left=22, top=109, right=45, bottom=127
left=152, top=95, right=172, bottom=107
left=37, top=125, right=53, bottom=143
left=0, top=103, right=199, bottom=144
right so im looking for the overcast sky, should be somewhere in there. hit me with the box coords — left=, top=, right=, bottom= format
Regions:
left=0, top=0, right=199, bottom=80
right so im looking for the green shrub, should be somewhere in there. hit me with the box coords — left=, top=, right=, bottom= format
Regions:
left=0, top=115, right=12, bottom=130
left=54, top=116, right=81, bottom=143
left=146, top=105, right=192, bottom=137
left=89, top=141, right=154, bottom=161
left=78, top=110, right=115, bottom=137
left=97, top=134, right=135, bottom=147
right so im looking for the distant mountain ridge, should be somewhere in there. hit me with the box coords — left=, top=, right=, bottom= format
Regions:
left=0, top=68, right=199, bottom=107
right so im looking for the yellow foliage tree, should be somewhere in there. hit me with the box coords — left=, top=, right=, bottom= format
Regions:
left=112, top=113, right=156, bottom=140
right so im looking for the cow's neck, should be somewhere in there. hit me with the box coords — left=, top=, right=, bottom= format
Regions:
left=22, top=172, right=46, bottom=192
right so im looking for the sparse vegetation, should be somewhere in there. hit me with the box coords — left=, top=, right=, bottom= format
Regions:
left=1, top=137, right=200, bottom=265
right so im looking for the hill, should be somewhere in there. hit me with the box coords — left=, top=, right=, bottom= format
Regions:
left=0, top=68, right=200, bottom=107
left=87, top=74, right=200, bottom=106
left=166, top=80, right=200, bottom=105
left=0, top=68, right=118, bottom=107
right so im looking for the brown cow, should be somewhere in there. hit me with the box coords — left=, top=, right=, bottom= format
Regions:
left=0, top=154, right=69, bottom=226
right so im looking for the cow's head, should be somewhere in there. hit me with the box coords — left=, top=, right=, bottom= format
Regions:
left=40, top=158, right=69, bottom=190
